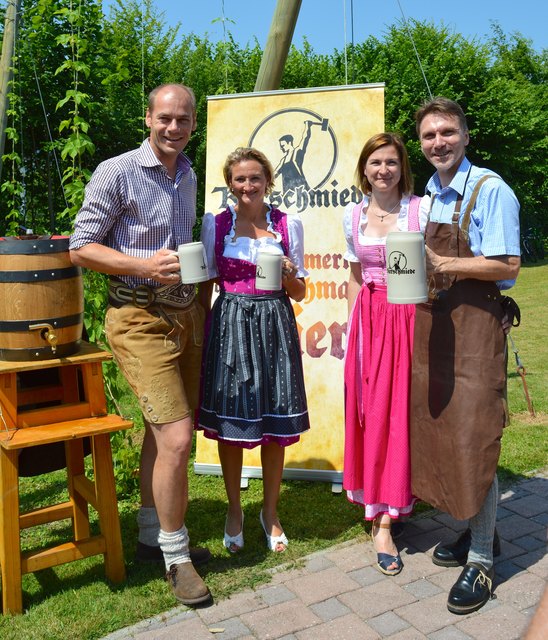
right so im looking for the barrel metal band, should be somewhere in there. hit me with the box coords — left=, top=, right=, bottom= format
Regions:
left=0, top=266, right=81, bottom=283
left=0, top=237, right=69, bottom=254
left=0, top=312, right=83, bottom=332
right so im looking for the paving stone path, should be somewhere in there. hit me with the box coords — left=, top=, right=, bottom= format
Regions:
left=105, top=471, right=547, bottom=640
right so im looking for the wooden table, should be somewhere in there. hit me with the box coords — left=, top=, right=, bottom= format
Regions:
left=0, top=343, right=132, bottom=614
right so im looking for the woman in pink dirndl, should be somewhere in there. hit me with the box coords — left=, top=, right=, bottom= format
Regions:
left=343, top=133, right=427, bottom=575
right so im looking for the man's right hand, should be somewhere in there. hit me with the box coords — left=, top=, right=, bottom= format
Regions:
left=71, top=243, right=180, bottom=284
left=147, top=249, right=181, bottom=285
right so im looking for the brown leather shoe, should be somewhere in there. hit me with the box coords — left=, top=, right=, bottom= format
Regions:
left=165, top=562, right=211, bottom=606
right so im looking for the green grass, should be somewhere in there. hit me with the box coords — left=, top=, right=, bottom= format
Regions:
left=498, top=258, right=548, bottom=485
left=1, top=261, right=546, bottom=639
left=505, top=260, right=547, bottom=414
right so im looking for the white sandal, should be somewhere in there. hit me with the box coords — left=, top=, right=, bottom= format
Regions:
left=223, top=510, right=244, bottom=553
left=260, top=510, right=288, bottom=552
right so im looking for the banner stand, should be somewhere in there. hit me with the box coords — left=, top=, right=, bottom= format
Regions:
left=196, top=83, right=385, bottom=486
left=193, top=461, right=343, bottom=493
left=194, top=461, right=342, bottom=484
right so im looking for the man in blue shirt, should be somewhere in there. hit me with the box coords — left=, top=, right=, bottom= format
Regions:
left=70, top=84, right=211, bottom=606
left=411, top=97, right=520, bottom=614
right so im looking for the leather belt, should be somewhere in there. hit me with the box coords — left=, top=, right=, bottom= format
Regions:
left=108, top=279, right=195, bottom=309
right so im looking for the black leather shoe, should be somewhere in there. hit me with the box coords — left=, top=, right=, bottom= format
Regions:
left=432, top=528, right=501, bottom=567
left=447, top=562, right=495, bottom=614
left=135, top=542, right=211, bottom=566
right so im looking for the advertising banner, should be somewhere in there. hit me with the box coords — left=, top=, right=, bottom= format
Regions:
left=195, top=84, right=384, bottom=483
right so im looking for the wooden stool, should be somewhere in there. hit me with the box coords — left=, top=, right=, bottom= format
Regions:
left=0, top=343, right=133, bottom=614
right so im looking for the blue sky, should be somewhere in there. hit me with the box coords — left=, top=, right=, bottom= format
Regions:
left=104, top=0, right=546, bottom=53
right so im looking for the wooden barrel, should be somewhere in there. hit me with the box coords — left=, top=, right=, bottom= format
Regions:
left=0, top=236, right=83, bottom=361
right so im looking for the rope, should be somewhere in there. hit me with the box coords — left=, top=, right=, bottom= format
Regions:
left=342, top=0, right=348, bottom=85
left=508, top=333, right=535, bottom=417
left=0, top=402, right=9, bottom=435
left=13, top=2, right=28, bottom=226
left=32, top=61, right=69, bottom=210
left=221, top=0, right=229, bottom=92
left=0, top=398, right=15, bottom=442
left=8, top=4, right=70, bottom=220
left=396, top=0, right=433, bottom=100
left=17, top=83, right=27, bottom=228
left=103, top=374, right=127, bottom=419
left=350, top=0, right=355, bottom=83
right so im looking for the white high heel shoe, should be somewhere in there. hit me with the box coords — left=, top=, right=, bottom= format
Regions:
left=223, top=510, right=244, bottom=553
left=260, top=510, right=288, bottom=552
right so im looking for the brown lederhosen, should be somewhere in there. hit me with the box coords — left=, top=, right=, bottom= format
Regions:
left=411, top=176, right=507, bottom=520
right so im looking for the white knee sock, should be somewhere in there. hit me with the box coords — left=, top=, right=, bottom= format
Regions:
left=137, top=506, right=160, bottom=546
left=158, top=525, right=191, bottom=570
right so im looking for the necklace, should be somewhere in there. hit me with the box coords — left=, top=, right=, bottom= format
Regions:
left=371, top=199, right=401, bottom=222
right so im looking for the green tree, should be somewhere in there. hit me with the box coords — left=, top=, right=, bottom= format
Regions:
left=1, top=6, right=545, bottom=494
left=3, top=11, right=544, bottom=235
left=0, top=0, right=104, bottom=235
left=336, top=21, right=492, bottom=191
left=98, top=0, right=180, bottom=158
left=476, top=26, right=547, bottom=233
left=167, top=34, right=264, bottom=214
left=326, top=20, right=547, bottom=233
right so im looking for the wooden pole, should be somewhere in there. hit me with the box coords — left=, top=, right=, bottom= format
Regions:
left=0, top=0, right=21, bottom=183
left=254, top=0, right=302, bottom=92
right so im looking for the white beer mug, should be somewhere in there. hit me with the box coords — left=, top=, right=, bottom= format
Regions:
left=255, top=248, right=283, bottom=291
left=177, top=241, right=209, bottom=284
left=386, top=231, right=428, bottom=304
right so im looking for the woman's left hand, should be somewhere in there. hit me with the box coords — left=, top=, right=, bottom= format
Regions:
left=282, top=256, right=306, bottom=302
left=282, top=257, right=298, bottom=281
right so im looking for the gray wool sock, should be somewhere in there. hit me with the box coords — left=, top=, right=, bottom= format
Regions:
left=137, top=506, right=160, bottom=547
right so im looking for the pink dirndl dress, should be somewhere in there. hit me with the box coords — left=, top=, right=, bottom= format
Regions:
left=343, top=196, right=421, bottom=521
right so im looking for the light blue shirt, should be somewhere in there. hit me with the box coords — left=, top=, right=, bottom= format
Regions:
left=426, top=157, right=520, bottom=289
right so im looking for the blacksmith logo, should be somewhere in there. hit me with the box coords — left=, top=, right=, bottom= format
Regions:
left=387, top=251, right=415, bottom=275
left=249, top=108, right=338, bottom=194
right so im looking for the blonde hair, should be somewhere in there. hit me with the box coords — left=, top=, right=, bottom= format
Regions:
left=223, top=147, right=275, bottom=195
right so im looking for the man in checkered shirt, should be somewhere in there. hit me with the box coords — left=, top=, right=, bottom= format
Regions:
left=70, top=84, right=211, bottom=606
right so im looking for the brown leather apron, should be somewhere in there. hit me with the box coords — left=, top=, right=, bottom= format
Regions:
left=411, top=180, right=507, bottom=520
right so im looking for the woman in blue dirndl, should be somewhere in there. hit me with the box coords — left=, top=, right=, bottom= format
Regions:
left=198, top=147, right=309, bottom=553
